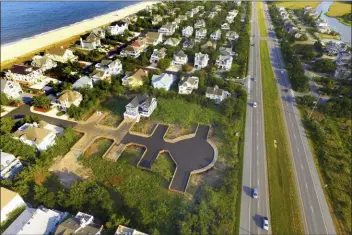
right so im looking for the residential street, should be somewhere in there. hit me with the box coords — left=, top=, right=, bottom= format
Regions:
left=262, top=3, right=336, bottom=234
left=240, top=3, right=270, bottom=234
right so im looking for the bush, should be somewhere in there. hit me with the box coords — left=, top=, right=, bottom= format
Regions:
left=31, top=95, right=51, bottom=110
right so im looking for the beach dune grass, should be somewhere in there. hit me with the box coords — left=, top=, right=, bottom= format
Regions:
left=257, top=2, right=268, bottom=37
left=260, top=40, right=304, bottom=234
left=274, top=1, right=320, bottom=9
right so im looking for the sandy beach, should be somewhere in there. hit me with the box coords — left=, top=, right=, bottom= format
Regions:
left=1, top=1, right=158, bottom=64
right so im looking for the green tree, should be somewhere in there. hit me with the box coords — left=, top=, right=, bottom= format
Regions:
left=0, top=93, right=10, bottom=106
left=32, top=95, right=51, bottom=110
left=0, top=117, right=15, bottom=134
left=157, top=58, right=171, bottom=71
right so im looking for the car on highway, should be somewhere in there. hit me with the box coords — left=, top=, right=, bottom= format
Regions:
left=263, top=217, right=269, bottom=231
left=253, top=102, right=257, bottom=108
left=251, top=77, right=256, bottom=82
left=284, top=88, right=288, bottom=92
left=281, top=70, right=284, bottom=75
left=252, top=188, right=258, bottom=199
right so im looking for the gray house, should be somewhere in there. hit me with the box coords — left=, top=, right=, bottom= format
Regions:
left=123, top=93, right=157, bottom=122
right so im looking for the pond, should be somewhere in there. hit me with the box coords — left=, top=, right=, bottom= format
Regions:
left=315, top=1, right=351, bottom=43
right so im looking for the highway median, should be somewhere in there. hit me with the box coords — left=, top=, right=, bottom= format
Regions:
left=257, top=2, right=268, bottom=37
left=259, top=40, right=304, bottom=234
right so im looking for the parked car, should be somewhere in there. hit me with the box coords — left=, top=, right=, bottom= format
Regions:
left=263, top=217, right=269, bottom=231
left=252, top=188, right=258, bottom=199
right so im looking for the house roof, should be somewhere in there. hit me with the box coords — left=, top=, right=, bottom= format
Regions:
left=206, top=85, right=224, bottom=96
left=14, top=125, right=53, bottom=145
left=219, top=47, right=234, bottom=56
left=174, top=50, right=187, bottom=58
left=32, top=55, right=53, bottom=67
left=179, top=76, right=198, bottom=86
left=129, top=69, right=148, bottom=81
left=164, top=38, right=180, bottom=45
left=160, top=23, right=174, bottom=31
left=73, top=76, right=93, bottom=88
left=128, top=93, right=153, bottom=109
left=86, top=33, right=99, bottom=43
left=196, top=28, right=207, bottom=34
left=146, top=32, right=161, bottom=41
left=58, top=90, right=82, bottom=103
left=100, top=59, right=113, bottom=66
left=183, top=40, right=195, bottom=47
left=47, top=47, right=69, bottom=56
left=54, top=217, right=102, bottom=235
left=8, top=64, right=40, bottom=75
left=1, top=187, right=21, bottom=210
left=152, top=73, right=176, bottom=87
left=195, top=52, right=209, bottom=61
left=131, top=39, right=146, bottom=48
left=201, top=41, right=216, bottom=49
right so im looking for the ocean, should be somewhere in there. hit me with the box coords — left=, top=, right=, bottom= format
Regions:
left=1, top=1, right=137, bottom=45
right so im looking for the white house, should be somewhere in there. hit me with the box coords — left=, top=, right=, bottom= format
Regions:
left=150, top=48, right=167, bottom=65
left=182, top=26, right=194, bottom=38
left=106, top=21, right=128, bottom=35
left=56, top=90, right=83, bottom=111
left=216, top=48, right=234, bottom=71
left=195, top=28, right=207, bottom=41
left=194, top=52, right=209, bottom=70
left=226, top=31, right=239, bottom=41
left=152, top=15, right=163, bottom=25
left=0, top=79, right=23, bottom=100
left=186, top=11, right=194, bottom=18
left=115, top=225, right=148, bottom=235
left=206, top=85, right=231, bottom=104
left=158, top=23, right=176, bottom=36
left=191, top=7, right=199, bottom=15
left=55, top=211, right=103, bottom=235
left=221, top=23, right=230, bottom=30
left=151, top=73, right=177, bottom=90
left=123, top=93, right=157, bottom=122
left=95, top=59, right=123, bottom=77
left=145, top=32, right=163, bottom=46
left=194, top=19, right=206, bottom=29
left=1, top=152, right=23, bottom=180
left=183, top=39, right=195, bottom=49
left=14, top=123, right=56, bottom=152
left=80, top=33, right=101, bottom=50
left=178, top=76, right=199, bottom=94
left=73, top=76, right=94, bottom=90
left=47, top=48, right=78, bottom=63
left=164, top=37, right=181, bottom=47
left=1, top=187, right=26, bottom=222
left=210, top=30, right=222, bottom=41
left=228, top=9, right=239, bottom=17
left=31, top=55, right=57, bottom=72
left=172, top=50, right=188, bottom=66
left=5, top=65, right=42, bottom=85
left=3, top=206, right=68, bottom=235
left=226, top=15, right=235, bottom=23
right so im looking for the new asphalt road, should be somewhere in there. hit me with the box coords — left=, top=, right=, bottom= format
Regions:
left=262, top=3, right=336, bottom=234
left=240, top=3, right=270, bottom=234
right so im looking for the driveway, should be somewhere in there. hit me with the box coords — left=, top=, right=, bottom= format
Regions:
left=121, top=124, right=216, bottom=192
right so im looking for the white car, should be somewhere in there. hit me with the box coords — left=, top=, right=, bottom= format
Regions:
left=253, top=102, right=257, bottom=108
left=263, top=217, right=269, bottom=231
left=281, top=70, right=284, bottom=75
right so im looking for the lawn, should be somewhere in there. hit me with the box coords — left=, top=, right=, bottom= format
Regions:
left=83, top=138, right=113, bottom=158
left=257, top=2, right=268, bottom=37
left=317, top=33, right=340, bottom=40
left=99, top=96, right=129, bottom=127
left=326, top=2, right=351, bottom=17
left=152, top=152, right=176, bottom=184
left=274, top=1, right=321, bottom=9
left=260, top=40, right=304, bottom=234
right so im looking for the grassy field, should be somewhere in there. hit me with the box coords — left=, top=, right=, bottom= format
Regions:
left=326, top=2, right=351, bottom=17
left=260, top=40, right=304, bottom=234
left=99, top=96, right=128, bottom=127
left=274, top=1, right=321, bottom=9
left=257, top=2, right=268, bottom=37
left=317, top=33, right=340, bottom=40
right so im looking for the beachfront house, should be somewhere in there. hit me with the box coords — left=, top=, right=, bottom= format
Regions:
left=115, top=225, right=148, bottom=235
left=55, top=211, right=103, bottom=235
left=13, top=123, right=56, bottom=152
left=150, top=48, right=166, bottom=65
left=221, top=23, right=230, bottom=30
left=4, top=206, right=68, bottom=235
left=195, top=28, right=207, bottom=41
left=5, top=64, right=42, bottom=85
left=95, top=59, right=123, bottom=77
left=178, top=15, right=188, bottom=22
left=158, top=23, right=176, bottom=36
left=151, top=73, right=177, bottom=91
left=106, top=21, right=128, bottom=35
left=91, top=28, right=106, bottom=39
left=80, top=33, right=101, bottom=50
left=1, top=187, right=27, bottom=222
left=55, top=90, right=83, bottom=111
left=72, top=76, right=93, bottom=90
left=46, top=48, right=78, bottom=63
left=31, top=55, right=57, bottom=72
left=194, top=19, right=205, bottom=29
left=216, top=47, right=234, bottom=71
left=194, top=52, right=209, bottom=70
left=182, top=26, right=194, bottom=38
left=120, top=37, right=148, bottom=58
left=183, top=39, right=195, bottom=49
left=0, top=79, right=23, bottom=100
left=210, top=29, right=222, bottom=41
left=163, top=37, right=181, bottom=47
left=172, top=50, right=188, bottom=66
left=145, top=32, right=163, bottom=46
left=121, top=69, right=148, bottom=88
left=226, top=31, right=239, bottom=41
left=1, top=152, right=23, bottom=180
left=178, top=76, right=199, bottom=95
left=206, top=85, right=231, bottom=104
left=123, top=93, right=157, bottom=122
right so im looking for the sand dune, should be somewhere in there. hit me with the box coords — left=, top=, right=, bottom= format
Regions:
left=1, top=1, right=158, bottom=63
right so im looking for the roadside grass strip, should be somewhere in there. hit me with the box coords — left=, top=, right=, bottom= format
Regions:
left=257, top=2, right=268, bottom=37
left=274, top=1, right=320, bottom=9
left=260, top=40, right=304, bottom=234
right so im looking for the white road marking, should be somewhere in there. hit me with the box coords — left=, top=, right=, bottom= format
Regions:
left=310, top=205, right=314, bottom=213
left=305, top=182, right=308, bottom=189
left=293, top=134, right=296, bottom=138
left=257, top=145, right=259, bottom=150
left=257, top=132, right=259, bottom=136
left=301, top=164, right=304, bottom=170
left=257, top=179, right=259, bottom=185
left=297, top=148, right=300, bottom=153
left=257, top=160, right=259, bottom=166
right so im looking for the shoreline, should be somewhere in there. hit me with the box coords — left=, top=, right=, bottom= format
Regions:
left=1, top=1, right=158, bottom=65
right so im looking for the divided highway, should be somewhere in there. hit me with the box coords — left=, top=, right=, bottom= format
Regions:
left=240, top=2, right=270, bottom=234
left=262, top=3, right=336, bottom=234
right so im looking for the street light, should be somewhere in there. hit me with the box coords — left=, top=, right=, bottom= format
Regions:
left=308, top=100, right=318, bottom=119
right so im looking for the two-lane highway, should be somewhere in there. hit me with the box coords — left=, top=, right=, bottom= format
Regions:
left=240, top=3, right=270, bottom=234
left=262, top=3, right=336, bottom=234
